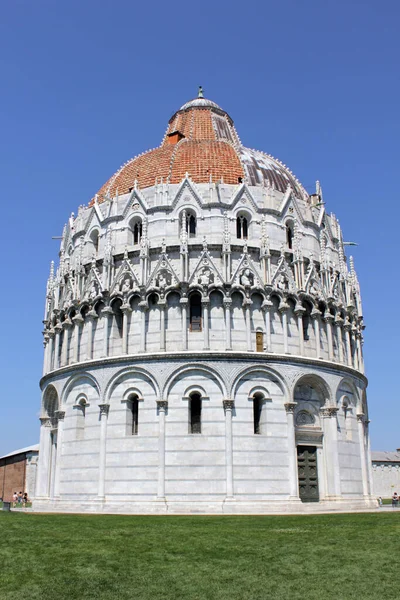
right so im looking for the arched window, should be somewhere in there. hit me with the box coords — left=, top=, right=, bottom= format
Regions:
left=90, top=229, right=100, bottom=254
left=75, top=398, right=87, bottom=441
left=236, top=215, right=248, bottom=239
left=129, top=218, right=143, bottom=245
left=189, top=293, right=202, bottom=332
left=189, top=393, right=202, bottom=434
left=133, top=221, right=142, bottom=244
left=181, top=210, right=197, bottom=238
left=187, top=213, right=196, bottom=237
left=127, top=393, right=139, bottom=435
left=253, top=394, right=263, bottom=434
left=286, top=222, right=294, bottom=250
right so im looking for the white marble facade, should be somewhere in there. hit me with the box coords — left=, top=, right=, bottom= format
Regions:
left=34, top=95, right=374, bottom=513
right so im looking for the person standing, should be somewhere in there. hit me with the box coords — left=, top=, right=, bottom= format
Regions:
left=392, top=492, right=398, bottom=508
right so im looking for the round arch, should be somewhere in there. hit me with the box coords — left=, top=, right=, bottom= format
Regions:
left=292, top=373, right=331, bottom=405
left=163, top=363, right=227, bottom=400
left=42, top=384, right=59, bottom=417
left=60, top=372, right=101, bottom=407
left=335, top=377, right=360, bottom=409
left=105, top=366, right=159, bottom=403
left=231, top=365, right=288, bottom=400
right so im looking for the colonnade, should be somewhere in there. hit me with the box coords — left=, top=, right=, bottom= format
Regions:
left=35, top=396, right=372, bottom=503
left=44, top=299, right=364, bottom=376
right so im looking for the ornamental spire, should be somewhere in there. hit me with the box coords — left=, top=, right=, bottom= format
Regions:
left=198, top=85, right=204, bottom=98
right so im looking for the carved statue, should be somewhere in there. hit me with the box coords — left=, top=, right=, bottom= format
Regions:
left=309, top=279, right=319, bottom=297
left=120, top=277, right=132, bottom=294
left=277, top=274, right=288, bottom=292
left=89, top=281, right=98, bottom=300
left=240, top=268, right=253, bottom=287
left=157, top=270, right=170, bottom=289
left=199, top=268, right=213, bottom=286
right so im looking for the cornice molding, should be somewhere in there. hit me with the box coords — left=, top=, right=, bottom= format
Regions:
left=40, top=350, right=368, bottom=390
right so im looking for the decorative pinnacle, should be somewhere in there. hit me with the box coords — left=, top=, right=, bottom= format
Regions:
left=198, top=85, right=204, bottom=98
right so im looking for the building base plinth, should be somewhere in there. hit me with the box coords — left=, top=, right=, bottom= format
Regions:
left=33, top=496, right=378, bottom=515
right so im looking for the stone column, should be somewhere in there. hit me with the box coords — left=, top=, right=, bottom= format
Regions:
left=53, top=324, right=62, bottom=370
left=357, top=413, right=369, bottom=497
left=365, top=419, right=373, bottom=495
left=344, top=322, right=353, bottom=367
left=42, top=335, right=49, bottom=376
left=356, top=334, right=364, bottom=373
left=121, top=304, right=132, bottom=355
left=49, top=430, right=57, bottom=499
left=285, top=402, right=299, bottom=499
left=72, top=314, right=84, bottom=363
left=294, top=304, right=305, bottom=356
left=324, top=314, right=334, bottom=361
left=223, top=298, right=232, bottom=350
left=262, top=299, right=273, bottom=352
left=320, top=407, right=341, bottom=498
left=159, top=300, right=167, bottom=351
left=47, top=330, right=55, bottom=372
left=180, top=298, right=188, bottom=351
left=157, top=400, right=168, bottom=499
left=352, top=326, right=359, bottom=370
left=98, top=404, right=110, bottom=501
left=139, top=301, right=147, bottom=353
left=202, top=297, right=210, bottom=350
left=53, top=411, right=65, bottom=499
left=86, top=310, right=98, bottom=360
left=311, top=309, right=321, bottom=360
left=36, top=418, right=53, bottom=498
left=244, top=299, right=252, bottom=352
left=279, top=302, right=289, bottom=354
left=101, top=306, right=113, bottom=358
left=223, top=400, right=234, bottom=499
left=335, top=315, right=344, bottom=364
left=61, top=319, right=72, bottom=366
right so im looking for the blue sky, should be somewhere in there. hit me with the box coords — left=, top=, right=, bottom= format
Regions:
left=0, top=0, right=398, bottom=455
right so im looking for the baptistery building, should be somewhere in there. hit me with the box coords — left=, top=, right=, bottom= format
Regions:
left=35, top=90, right=374, bottom=513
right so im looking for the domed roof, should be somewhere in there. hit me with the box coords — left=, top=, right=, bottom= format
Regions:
left=93, top=90, right=306, bottom=203
left=179, top=97, right=223, bottom=112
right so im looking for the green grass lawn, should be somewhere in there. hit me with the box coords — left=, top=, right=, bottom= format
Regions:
left=0, top=512, right=399, bottom=600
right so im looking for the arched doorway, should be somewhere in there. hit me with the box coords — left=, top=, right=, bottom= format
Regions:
left=293, top=376, right=328, bottom=502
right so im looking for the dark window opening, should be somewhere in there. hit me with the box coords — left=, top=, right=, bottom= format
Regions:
left=253, top=396, right=262, bottom=434
left=189, top=293, right=202, bottom=332
left=130, top=395, right=139, bottom=435
left=236, top=216, right=248, bottom=239
left=184, top=213, right=197, bottom=237
left=133, top=221, right=143, bottom=244
left=238, top=177, right=243, bottom=183
left=190, top=393, right=202, bottom=434
left=286, top=224, right=293, bottom=249
left=189, top=214, right=196, bottom=236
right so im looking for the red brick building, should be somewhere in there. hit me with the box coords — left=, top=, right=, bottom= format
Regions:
left=0, top=445, right=38, bottom=502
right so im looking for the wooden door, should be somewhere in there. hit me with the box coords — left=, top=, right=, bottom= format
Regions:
left=297, top=445, right=319, bottom=502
